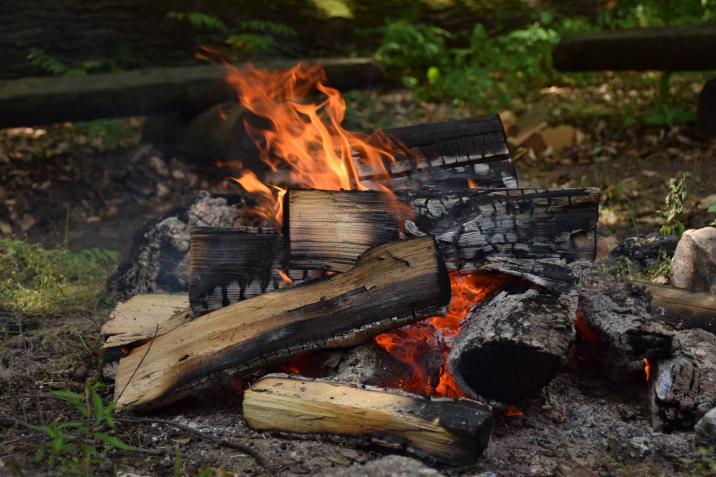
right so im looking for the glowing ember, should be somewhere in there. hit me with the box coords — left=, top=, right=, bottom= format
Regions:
left=277, top=270, right=294, bottom=285
left=643, top=357, right=652, bottom=383
left=374, top=272, right=511, bottom=398
left=505, top=406, right=524, bottom=417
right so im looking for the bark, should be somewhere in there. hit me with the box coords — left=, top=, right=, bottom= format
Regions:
left=243, top=374, right=493, bottom=465
left=448, top=288, right=577, bottom=405
left=114, top=237, right=451, bottom=409
left=641, top=282, right=716, bottom=335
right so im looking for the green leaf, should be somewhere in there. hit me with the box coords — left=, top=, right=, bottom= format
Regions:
left=51, top=390, right=84, bottom=401
left=94, top=433, right=137, bottom=451
left=707, top=203, right=716, bottom=213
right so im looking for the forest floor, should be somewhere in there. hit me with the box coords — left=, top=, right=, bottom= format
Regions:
left=1, top=82, right=715, bottom=476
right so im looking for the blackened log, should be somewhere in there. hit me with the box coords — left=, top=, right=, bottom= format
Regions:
left=362, top=115, right=517, bottom=190
left=640, top=282, right=716, bottom=335
left=285, top=187, right=599, bottom=273
left=242, top=374, right=493, bottom=465
left=0, top=58, right=385, bottom=128
left=114, top=237, right=451, bottom=409
left=553, top=25, right=716, bottom=72
left=651, top=329, right=716, bottom=431
left=448, top=289, right=577, bottom=405
left=479, top=256, right=591, bottom=294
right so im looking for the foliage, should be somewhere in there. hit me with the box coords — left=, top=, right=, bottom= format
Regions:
left=0, top=238, right=120, bottom=315
left=708, top=202, right=716, bottom=227
left=79, top=119, right=135, bottom=149
left=659, top=171, right=690, bottom=236
left=27, top=49, right=119, bottom=77
left=166, top=11, right=227, bottom=31
left=31, top=381, right=137, bottom=476
left=597, top=0, right=716, bottom=29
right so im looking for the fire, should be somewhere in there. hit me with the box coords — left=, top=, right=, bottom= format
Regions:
left=505, top=406, right=524, bottom=417
left=222, top=62, right=400, bottom=225
left=643, top=357, right=652, bottom=383
left=374, top=272, right=511, bottom=398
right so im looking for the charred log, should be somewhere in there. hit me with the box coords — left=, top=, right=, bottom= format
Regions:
left=286, top=187, right=599, bottom=273
left=114, top=237, right=451, bottom=409
left=242, top=374, right=493, bottom=465
left=448, top=288, right=577, bottom=405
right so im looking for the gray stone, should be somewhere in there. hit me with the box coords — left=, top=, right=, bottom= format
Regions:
left=671, top=227, right=716, bottom=293
left=695, top=407, right=716, bottom=446
left=318, top=456, right=444, bottom=477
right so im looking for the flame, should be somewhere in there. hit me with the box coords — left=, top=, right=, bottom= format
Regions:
left=222, top=62, right=403, bottom=226
left=467, top=179, right=478, bottom=189
left=643, top=357, right=652, bottom=383
left=277, top=270, right=294, bottom=285
left=505, top=406, right=524, bottom=417
left=374, top=271, right=511, bottom=398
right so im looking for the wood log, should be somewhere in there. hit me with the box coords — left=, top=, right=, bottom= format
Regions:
left=553, top=25, right=716, bottom=72
left=242, top=374, right=493, bottom=465
left=640, top=282, right=716, bottom=334
left=479, top=256, right=590, bottom=295
left=114, top=236, right=450, bottom=409
left=0, top=58, right=385, bottom=128
left=448, top=288, right=577, bottom=405
left=650, top=329, right=716, bottom=431
left=364, top=116, right=517, bottom=190
left=286, top=187, right=599, bottom=273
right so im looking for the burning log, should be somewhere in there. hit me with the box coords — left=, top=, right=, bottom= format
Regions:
left=448, top=288, right=577, bottom=405
left=286, top=187, right=599, bottom=273
left=242, top=374, right=493, bottom=465
left=650, top=329, right=716, bottom=431
left=114, top=237, right=451, bottom=409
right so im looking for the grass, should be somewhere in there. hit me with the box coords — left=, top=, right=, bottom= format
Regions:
left=0, top=238, right=120, bottom=316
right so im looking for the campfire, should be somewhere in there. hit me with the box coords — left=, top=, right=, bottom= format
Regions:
left=100, top=63, right=714, bottom=466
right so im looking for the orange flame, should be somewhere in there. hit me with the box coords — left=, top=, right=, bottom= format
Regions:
left=222, top=62, right=401, bottom=226
left=505, top=406, right=524, bottom=417
left=643, top=357, right=652, bottom=383
left=374, top=271, right=511, bottom=398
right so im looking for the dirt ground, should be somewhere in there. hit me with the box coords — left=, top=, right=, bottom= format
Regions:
left=1, top=86, right=715, bottom=475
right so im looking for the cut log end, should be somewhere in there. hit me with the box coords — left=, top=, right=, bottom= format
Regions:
left=242, top=374, right=493, bottom=465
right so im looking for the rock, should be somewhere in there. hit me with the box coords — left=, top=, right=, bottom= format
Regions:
left=107, top=191, right=267, bottom=298
left=318, top=455, right=444, bottom=477
left=671, top=227, right=716, bottom=293
left=329, top=342, right=412, bottom=388
left=603, top=233, right=679, bottom=275
left=695, top=407, right=716, bottom=446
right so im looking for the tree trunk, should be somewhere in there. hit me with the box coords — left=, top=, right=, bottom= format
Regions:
left=448, top=288, right=577, bottom=405
left=114, top=237, right=450, bottom=409
left=243, top=374, right=493, bottom=465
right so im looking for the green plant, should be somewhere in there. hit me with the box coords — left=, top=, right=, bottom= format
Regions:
left=32, top=381, right=138, bottom=475
left=0, top=238, right=120, bottom=315
left=659, top=171, right=690, bottom=236
left=79, top=118, right=136, bottom=149
left=708, top=202, right=716, bottom=227
left=166, top=11, right=227, bottom=31
left=27, top=49, right=119, bottom=77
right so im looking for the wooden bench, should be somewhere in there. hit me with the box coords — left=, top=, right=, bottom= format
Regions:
left=553, top=24, right=716, bottom=136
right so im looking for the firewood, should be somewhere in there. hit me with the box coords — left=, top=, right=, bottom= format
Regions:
left=479, top=256, right=590, bottom=294
left=650, top=329, right=716, bottom=431
left=114, top=237, right=451, bottom=409
left=286, top=187, right=599, bottom=272
left=100, top=294, right=191, bottom=351
left=639, top=282, right=716, bottom=334
left=448, top=288, right=577, bottom=405
left=242, top=374, right=493, bottom=465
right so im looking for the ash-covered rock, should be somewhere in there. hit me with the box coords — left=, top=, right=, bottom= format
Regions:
left=108, top=191, right=265, bottom=298
left=695, top=407, right=716, bottom=446
left=328, top=342, right=412, bottom=388
left=317, top=455, right=444, bottom=477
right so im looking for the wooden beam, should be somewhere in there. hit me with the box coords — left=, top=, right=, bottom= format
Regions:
left=553, top=25, right=716, bottom=72
left=243, top=374, right=493, bottom=465
left=640, top=282, right=716, bottom=334
left=0, top=58, right=385, bottom=128
left=114, top=237, right=450, bottom=409
left=285, top=187, right=599, bottom=273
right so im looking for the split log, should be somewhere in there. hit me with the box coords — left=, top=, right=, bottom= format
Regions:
left=114, top=237, right=450, bottom=409
left=242, top=374, right=493, bottom=465
left=100, top=294, right=192, bottom=352
left=650, top=329, right=716, bottom=431
left=363, top=116, right=517, bottom=190
left=553, top=25, right=716, bottom=72
left=448, top=288, right=577, bottom=405
left=640, top=282, right=716, bottom=335
left=286, top=187, right=599, bottom=273
left=0, top=58, right=385, bottom=128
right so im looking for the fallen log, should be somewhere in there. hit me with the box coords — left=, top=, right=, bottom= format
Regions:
left=242, top=374, right=493, bottom=465
left=286, top=187, right=599, bottom=272
left=114, top=236, right=450, bottom=409
left=640, top=282, right=716, bottom=335
left=0, top=58, right=385, bottom=128
left=553, top=25, right=716, bottom=72
left=448, top=288, right=577, bottom=405
left=650, top=329, right=716, bottom=431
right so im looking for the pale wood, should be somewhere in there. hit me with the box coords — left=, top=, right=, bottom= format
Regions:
left=639, top=282, right=716, bottom=334
left=243, top=374, right=492, bottom=465
left=114, top=237, right=450, bottom=409
left=101, top=294, right=191, bottom=350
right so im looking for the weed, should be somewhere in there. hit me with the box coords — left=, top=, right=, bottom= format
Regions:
left=0, top=238, right=120, bottom=315
left=27, top=49, right=120, bottom=77
left=659, top=172, right=690, bottom=236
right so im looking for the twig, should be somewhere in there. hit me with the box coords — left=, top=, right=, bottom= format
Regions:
left=115, top=417, right=270, bottom=470
left=115, top=324, right=159, bottom=404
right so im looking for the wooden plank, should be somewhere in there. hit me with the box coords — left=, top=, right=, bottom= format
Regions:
left=243, top=374, right=493, bottom=465
left=114, top=237, right=451, bottom=409
left=553, top=25, right=716, bottom=72
left=639, top=282, right=716, bottom=334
